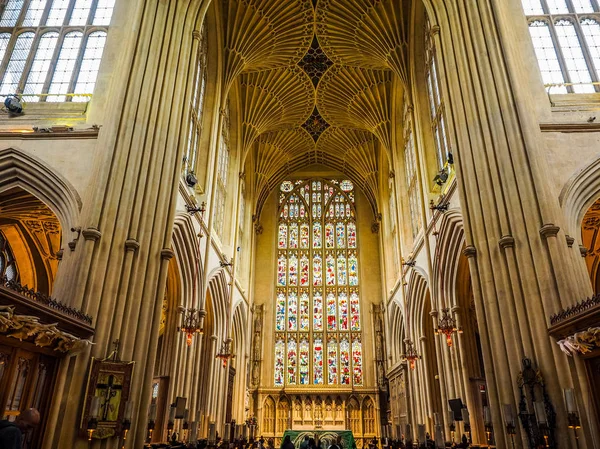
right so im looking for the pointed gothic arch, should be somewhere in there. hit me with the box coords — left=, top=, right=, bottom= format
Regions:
left=0, top=147, right=81, bottom=248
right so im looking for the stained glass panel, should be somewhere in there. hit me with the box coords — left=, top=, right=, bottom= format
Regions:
left=278, top=224, right=287, bottom=249
left=339, top=292, right=348, bottom=331
left=336, top=223, right=346, bottom=248
left=276, top=292, right=286, bottom=331
left=337, top=253, right=347, bottom=286
left=275, top=339, right=285, bottom=386
left=348, top=252, right=358, bottom=286
left=300, top=224, right=309, bottom=248
left=289, top=223, right=298, bottom=248
left=348, top=223, right=357, bottom=248
left=287, top=338, right=297, bottom=384
left=352, top=338, right=363, bottom=385
left=278, top=254, right=287, bottom=286
left=300, top=253, right=309, bottom=287
left=326, top=253, right=336, bottom=286
left=289, top=253, right=298, bottom=287
left=314, top=337, right=324, bottom=384
left=313, top=223, right=322, bottom=248
left=288, top=292, right=298, bottom=331
left=299, top=338, right=310, bottom=384
left=328, top=339, right=338, bottom=384
left=327, top=293, right=337, bottom=331
left=350, top=291, right=361, bottom=331
left=313, top=254, right=322, bottom=286
left=340, top=338, right=351, bottom=384
left=299, top=291, right=310, bottom=331
left=313, top=291, right=323, bottom=331
left=325, top=223, right=335, bottom=248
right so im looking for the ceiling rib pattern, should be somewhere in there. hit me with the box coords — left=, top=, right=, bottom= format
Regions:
left=254, top=128, right=315, bottom=213
left=239, top=67, right=314, bottom=157
left=315, top=127, right=379, bottom=212
left=316, top=0, right=409, bottom=84
left=316, top=66, right=393, bottom=159
left=222, top=0, right=314, bottom=91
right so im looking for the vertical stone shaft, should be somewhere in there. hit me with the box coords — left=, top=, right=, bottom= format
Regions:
left=431, top=0, right=592, bottom=446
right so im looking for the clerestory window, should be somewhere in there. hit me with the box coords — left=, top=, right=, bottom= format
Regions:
left=0, top=0, right=115, bottom=102
left=522, top=0, right=600, bottom=93
left=184, top=21, right=208, bottom=176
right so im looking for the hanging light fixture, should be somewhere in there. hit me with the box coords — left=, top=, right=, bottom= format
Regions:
left=402, top=339, right=420, bottom=370
left=216, top=338, right=236, bottom=367
left=178, top=307, right=203, bottom=346
left=177, top=229, right=204, bottom=347
left=436, top=308, right=462, bottom=347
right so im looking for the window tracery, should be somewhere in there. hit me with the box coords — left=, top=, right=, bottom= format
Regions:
left=274, top=179, right=363, bottom=387
left=522, top=0, right=600, bottom=92
left=0, top=0, right=115, bottom=101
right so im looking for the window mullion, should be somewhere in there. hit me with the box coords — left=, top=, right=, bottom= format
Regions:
left=0, top=33, right=18, bottom=83
left=541, top=0, right=551, bottom=14
left=17, top=29, right=40, bottom=94
left=40, top=0, right=53, bottom=25
left=548, top=20, right=577, bottom=92
left=66, top=30, right=86, bottom=101
left=17, top=0, right=32, bottom=27
left=39, top=28, right=64, bottom=100
left=574, top=19, right=600, bottom=89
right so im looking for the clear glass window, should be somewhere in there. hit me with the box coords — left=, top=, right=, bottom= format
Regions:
left=0, top=0, right=115, bottom=102
left=521, top=0, right=600, bottom=92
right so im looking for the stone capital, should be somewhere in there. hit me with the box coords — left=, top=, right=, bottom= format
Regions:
left=161, top=248, right=176, bottom=260
left=539, top=224, right=560, bottom=239
left=463, top=245, right=477, bottom=259
left=82, top=228, right=102, bottom=241
left=565, top=235, right=575, bottom=248
left=498, top=235, right=515, bottom=250
left=125, top=238, right=140, bottom=253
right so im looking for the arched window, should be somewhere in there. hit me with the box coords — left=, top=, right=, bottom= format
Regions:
left=0, top=231, right=18, bottom=281
left=425, top=16, right=450, bottom=169
left=522, top=0, right=600, bottom=93
left=184, top=21, right=208, bottom=176
left=0, top=0, right=115, bottom=102
left=213, top=100, right=231, bottom=240
left=274, top=179, right=363, bottom=387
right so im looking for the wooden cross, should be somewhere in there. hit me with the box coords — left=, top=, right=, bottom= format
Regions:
left=96, top=374, right=123, bottom=421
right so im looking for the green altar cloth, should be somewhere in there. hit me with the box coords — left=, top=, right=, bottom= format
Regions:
left=281, top=430, right=356, bottom=449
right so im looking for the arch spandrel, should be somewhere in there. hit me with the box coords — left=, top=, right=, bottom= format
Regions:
left=316, top=0, right=410, bottom=85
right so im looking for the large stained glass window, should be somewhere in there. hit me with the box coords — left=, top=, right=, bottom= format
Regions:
left=274, top=179, right=363, bottom=387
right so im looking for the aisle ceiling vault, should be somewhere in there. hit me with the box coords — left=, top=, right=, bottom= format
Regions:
left=220, top=0, right=410, bottom=219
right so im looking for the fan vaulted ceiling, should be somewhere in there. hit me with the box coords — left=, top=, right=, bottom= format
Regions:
left=220, top=0, right=410, bottom=219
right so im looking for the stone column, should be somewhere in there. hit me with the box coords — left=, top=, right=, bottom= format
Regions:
left=50, top=1, right=204, bottom=448
left=425, top=0, right=597, bottom=446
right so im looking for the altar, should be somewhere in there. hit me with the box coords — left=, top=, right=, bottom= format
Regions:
left=282, top=430, right=356, bottom=449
